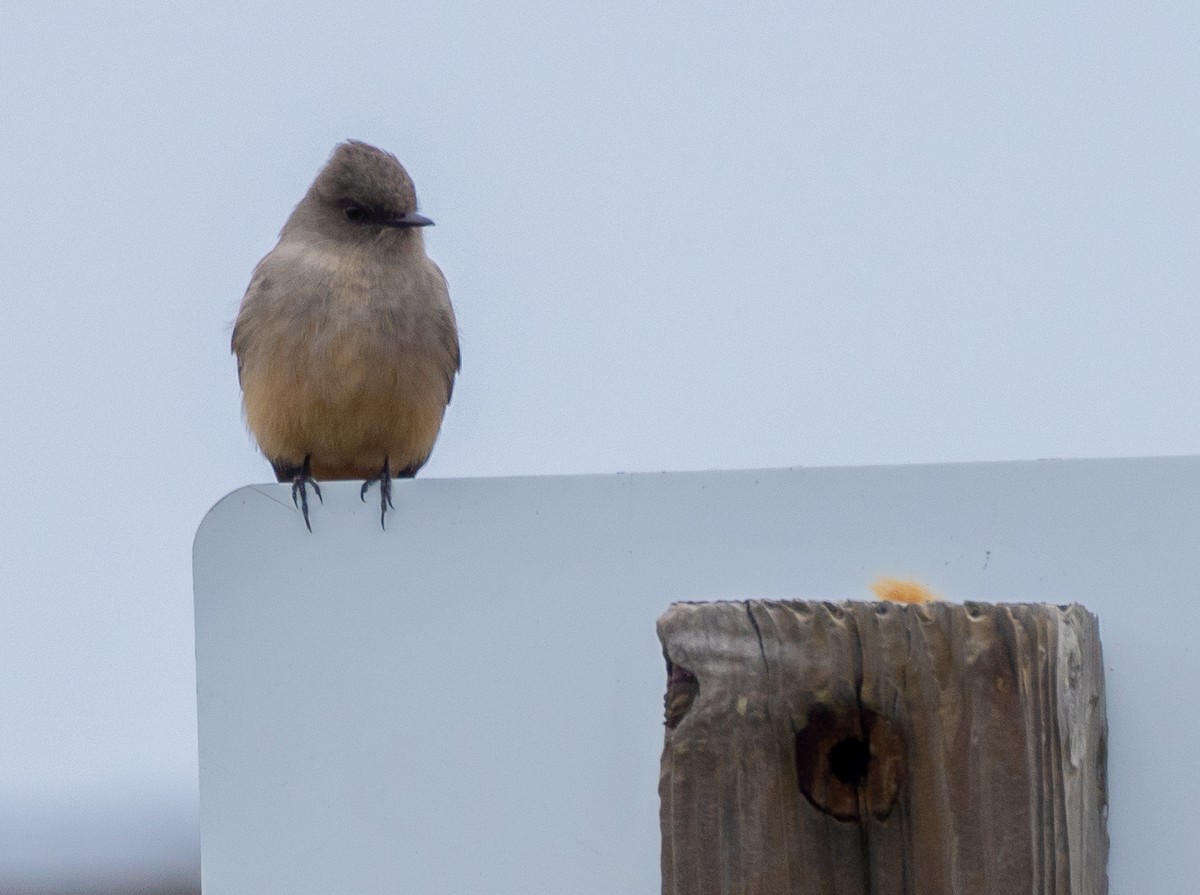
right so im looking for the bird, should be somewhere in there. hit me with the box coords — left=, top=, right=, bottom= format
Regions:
left=232, top=140, right=460, bottom=531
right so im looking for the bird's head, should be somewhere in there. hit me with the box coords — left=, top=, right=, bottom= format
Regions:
left=288, top=140, right=434, bottom=244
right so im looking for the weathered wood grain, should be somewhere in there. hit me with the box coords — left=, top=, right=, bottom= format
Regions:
left=659, top=601, right=1107, bottom=895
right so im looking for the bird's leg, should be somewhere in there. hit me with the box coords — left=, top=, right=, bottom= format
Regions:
left=360, top=457, right=394, bottom=530
left=276, top=454, right=322, bottom=532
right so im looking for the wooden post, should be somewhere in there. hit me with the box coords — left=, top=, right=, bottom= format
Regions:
left=658, top=601, right=1107, bottom=895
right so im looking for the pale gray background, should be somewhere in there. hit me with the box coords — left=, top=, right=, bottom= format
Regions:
left=1, top=1, right=1197, bottom=890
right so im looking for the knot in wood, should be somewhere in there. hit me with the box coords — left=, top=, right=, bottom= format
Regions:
left=794, top=705, right=905, bottom=822
left=663, top=661, right=698, bottom=729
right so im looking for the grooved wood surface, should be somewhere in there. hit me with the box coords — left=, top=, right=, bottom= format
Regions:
left=659, top=601, right=1107, bottom=895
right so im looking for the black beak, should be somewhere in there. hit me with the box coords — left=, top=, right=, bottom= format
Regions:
left=385, top=212, right=434, bottom=228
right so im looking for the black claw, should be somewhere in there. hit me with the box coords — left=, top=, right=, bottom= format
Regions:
left=360, top=457, right=393, bottom=530
left=380, top=475, right=392, bottom=529
left=292, top=479, right=313, bottom=532
left=286, top=454, right=321, bottom=532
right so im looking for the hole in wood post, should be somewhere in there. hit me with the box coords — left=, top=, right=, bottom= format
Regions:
left=663, top=659, right=699, bottom=729
left=794, top=705, right=906, bottom=822
left=828, top=736, right=871, bottom=786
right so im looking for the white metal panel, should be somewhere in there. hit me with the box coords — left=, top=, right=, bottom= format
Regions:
left=194, top=458, right=1200, bottom=893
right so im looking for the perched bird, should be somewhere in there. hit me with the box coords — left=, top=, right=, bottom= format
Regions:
left=232, top=141, right=460, bottom=530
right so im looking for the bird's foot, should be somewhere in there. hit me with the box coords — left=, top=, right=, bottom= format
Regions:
left=286, top=455, right=323, bottom=532
left=360, top=458, right=394, bottom=530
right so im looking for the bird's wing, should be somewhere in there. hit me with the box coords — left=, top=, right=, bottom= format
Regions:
left=443, top=314, right=461, bottom=405
left=428, top=261, right=460, bottom=404
left=231, top=259, right=276, bottom=387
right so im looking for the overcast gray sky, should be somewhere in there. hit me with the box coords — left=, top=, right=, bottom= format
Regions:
left=1, top=0, right=1197, bottom=885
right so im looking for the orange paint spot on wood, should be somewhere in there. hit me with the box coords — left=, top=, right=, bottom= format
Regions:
left=871, top=577, right=939, bottom=604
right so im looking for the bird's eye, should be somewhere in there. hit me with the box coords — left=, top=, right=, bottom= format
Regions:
left=344, top=205, right=367, bottom=223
